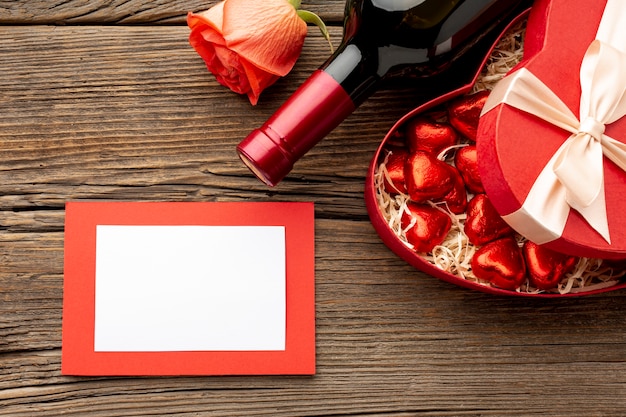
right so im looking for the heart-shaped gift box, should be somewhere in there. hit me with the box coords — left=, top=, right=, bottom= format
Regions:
left=365, top=0, right=626, bottom=296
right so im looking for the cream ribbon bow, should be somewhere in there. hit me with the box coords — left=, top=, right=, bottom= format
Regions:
left=480, top=0, right=626, bottom=245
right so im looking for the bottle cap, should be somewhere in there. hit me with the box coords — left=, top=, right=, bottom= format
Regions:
left=237, top=70, right=355, bottom=186
left=237, top=128, right=293, bottom=187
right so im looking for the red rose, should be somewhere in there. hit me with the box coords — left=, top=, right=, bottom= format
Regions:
left=188, top=0, right=324, bottom=105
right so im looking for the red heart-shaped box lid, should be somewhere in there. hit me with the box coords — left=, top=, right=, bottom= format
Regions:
left=477, top=0, right=626, bottom=260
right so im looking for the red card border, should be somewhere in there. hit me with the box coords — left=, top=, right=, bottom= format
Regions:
left=62, top=201, right=315, bottom=376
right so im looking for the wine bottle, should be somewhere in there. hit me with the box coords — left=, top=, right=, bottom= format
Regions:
left=237, top=0, right=532, bottom=186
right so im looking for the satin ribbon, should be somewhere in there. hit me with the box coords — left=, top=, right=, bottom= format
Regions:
left=480, top=0, right=626, bottom=245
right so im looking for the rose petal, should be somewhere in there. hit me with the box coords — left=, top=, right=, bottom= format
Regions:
left=187, top=2, right=225, bottom=35
left=240, top=58, right=280, bottom=105
left=222, top=0, right=307, bottom=76
left=188, top=8, right=231, bottom=77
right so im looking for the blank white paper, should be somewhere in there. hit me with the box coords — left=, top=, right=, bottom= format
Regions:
left=94, top=225, right=286, bottom=352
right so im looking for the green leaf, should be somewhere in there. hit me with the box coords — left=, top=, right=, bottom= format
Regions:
left=297, top=9, right=333, bottom=52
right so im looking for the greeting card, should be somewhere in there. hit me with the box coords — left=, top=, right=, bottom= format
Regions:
left=62, top=201, right=315, bottom=375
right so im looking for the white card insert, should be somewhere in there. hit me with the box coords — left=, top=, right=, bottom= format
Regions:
left=94, top=225, right=286, bottom=352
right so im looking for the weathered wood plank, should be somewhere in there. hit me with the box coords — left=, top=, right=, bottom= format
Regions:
left=0, top=0, right=346, bottom=25
left=0, top=360, right=623, bottom=417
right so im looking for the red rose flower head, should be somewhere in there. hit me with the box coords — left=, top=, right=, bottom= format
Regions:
left=188, top=0, right=329, bottom=105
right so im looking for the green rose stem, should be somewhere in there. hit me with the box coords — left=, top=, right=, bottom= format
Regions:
left=288, top=0, right=333, bottom=51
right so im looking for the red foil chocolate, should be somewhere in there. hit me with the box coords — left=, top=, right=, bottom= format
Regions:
left=464, top=194, right=515, bottom=246
left=471, top=237, right=526, bottom=290
left=439, top=166, right=468, bottom=214
left=406, top=117, right=459, bottom=155
left=402, top=203, right=453, bottom=253
left=447, top=90, right=489, bottom=142
left=382, top=149, right=408, bottom=195
left=404, top=151, right=455, bottom=202
left=523, top=241, right=577, bottom=290
left=454, top=145, right=484, bottom=194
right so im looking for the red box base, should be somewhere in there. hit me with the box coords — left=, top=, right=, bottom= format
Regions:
left=365, top=2, right=626, bottom=296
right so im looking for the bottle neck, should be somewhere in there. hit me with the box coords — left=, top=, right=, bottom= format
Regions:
left=321, top=43, right=382, bottom=107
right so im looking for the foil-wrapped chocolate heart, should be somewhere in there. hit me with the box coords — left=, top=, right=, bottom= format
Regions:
left=404, top=151, right=455, bottom=202
left=448, top=90, right=489, bottom=142
left=464, top=194, right=515, bottom=246
left=523, top=241, right=577, bottom=290
left=406, top=116, right=459, bottom=155
left=471, top=236, right=526, bottom=290
left=401, top=202, right=453, bottom=253
left=438, top=165, right=468, bottom=214
left=454, top=145, right=484, bottom=194
left=382, top=148, right=408, bottom=194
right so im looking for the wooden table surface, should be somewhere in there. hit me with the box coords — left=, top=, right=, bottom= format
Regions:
left=2, top=1, right=626, bottom=416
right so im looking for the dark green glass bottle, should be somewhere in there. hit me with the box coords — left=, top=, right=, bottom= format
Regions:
left=238, top=0, right=533, bottom=186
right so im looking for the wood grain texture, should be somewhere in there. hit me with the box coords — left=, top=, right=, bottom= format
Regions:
left=0, top=0, right=346, bottom=25
left=1, top=4, right=626, bottom=417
